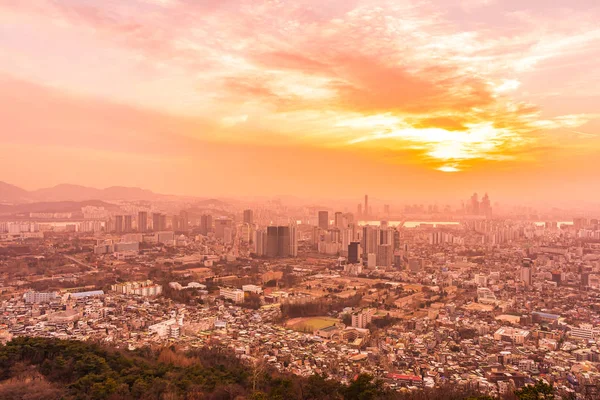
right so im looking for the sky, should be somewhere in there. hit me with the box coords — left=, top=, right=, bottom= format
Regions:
left=0, top=0, right=599, bottom=204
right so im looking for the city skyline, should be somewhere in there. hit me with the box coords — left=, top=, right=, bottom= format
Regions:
left=0, top=0, right=599, bottom=203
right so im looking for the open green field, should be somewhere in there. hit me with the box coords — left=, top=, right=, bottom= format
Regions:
left=286, top=316, right=338, bottom=333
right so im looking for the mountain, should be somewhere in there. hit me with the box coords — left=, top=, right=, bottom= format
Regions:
left=0, top=181, right=31, bottom=203
left=31, top=184, right=102, bottom=202
left=0, top=200, right=120, bottom=214
left=0, top=181, right=167, bottom=203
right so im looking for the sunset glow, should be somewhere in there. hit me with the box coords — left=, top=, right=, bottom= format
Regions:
left=0, top=0, right=599, bottom=200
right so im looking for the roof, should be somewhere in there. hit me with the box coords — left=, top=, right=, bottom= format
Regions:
left=386, top=373, right=422, bottom=382
left=71, top=290, right=105, bottom=298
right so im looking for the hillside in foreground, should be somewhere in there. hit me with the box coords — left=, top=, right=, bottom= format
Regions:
left=0, top=337, right=498, bottom=400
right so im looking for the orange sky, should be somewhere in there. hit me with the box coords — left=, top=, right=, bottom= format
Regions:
left=0, top=0, right=599, bottom=204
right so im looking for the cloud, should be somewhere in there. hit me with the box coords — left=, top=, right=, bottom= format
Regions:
left=0, top=0, right=598, bottom=175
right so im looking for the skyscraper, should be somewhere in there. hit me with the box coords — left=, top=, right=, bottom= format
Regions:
left=171, top=215, right=181, bottom=231
left=266, top=226, right=279, bottom=258
left=318, top=211, right=329, bottom=230
left=364, top=195, right=369, bottom=218
left=179, top=210, right=189, bottom=231
left=152, top=213, right=166, bottom=232
left=200, top=214, right=213, bottom=235
left=254, top=229, right=267, bottom=256
left=334, top=212, right=344, bottom=229
left=480, top=193, right=492, bottom=217
left=124, top=215, right=133, bottom=233
left=289, top=224, right=298, bottom=257
left=138, top=211, right=148, bottom=232
left=114, top=215, right=124, bottom=233
left=348, top=242, right=361, bottom=264
left=521, top=258, right=533, bottom=286
left=470, top=193, right=480, bottom=215
left=361, top=225, right=379, bottom=258
left=214, top=218, right=233, bottom=241
left=266, top=225, right=297, bottom=258
left=277, top=226, right=290, bottom=257
left=243, top=209, right=254, bottom=225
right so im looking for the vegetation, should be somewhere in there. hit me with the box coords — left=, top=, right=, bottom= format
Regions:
left=0, top=337, right=498, bottom=400
left=514, top=380, right=555, bottom=400
left=280, top=294, right=362, bottom=319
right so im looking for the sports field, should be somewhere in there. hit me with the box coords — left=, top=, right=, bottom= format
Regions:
left=286, top=316, right=338, bottom=333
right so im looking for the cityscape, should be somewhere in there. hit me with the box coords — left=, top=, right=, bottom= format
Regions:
left=0, top=185, right=599, bottom=399
left=1, top=0, right=599, bottom=399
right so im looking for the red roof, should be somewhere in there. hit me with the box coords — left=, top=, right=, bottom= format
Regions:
left=385, top=373, right=422, bottom=382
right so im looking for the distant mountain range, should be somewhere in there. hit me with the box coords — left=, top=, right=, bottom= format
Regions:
left=0, top=181, right=169, bottom=204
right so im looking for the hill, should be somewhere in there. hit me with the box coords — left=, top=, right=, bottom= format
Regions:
left=0, top=181, right=169, bottom=203
left=0, top=337, right=491, bottom=400
left=0, top=200, right=120, bottom=215
left=0, top=181, right=31, bottom=203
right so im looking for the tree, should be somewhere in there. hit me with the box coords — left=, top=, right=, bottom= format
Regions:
left=343, top=374, right=386, bottom=400
left=515, top=380, right=555, bottom=400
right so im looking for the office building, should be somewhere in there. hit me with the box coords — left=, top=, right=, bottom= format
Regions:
left=138, top=211, right=148, bottom=232
left=318, top=211, right=329, bottom=230
left=243, top=209, right=254, bottom=225
left=364, top=194, right=369, bottom=218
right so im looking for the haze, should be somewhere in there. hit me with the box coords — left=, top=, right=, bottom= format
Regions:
left=0, top=0, right=599, bottom=204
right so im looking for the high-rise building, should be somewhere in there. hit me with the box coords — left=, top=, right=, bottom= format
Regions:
left=243, top=209, right=254, bottom=225
left=352, top=308, right=376, bottom=329
left=480, top=193, right=492, bottom=217
left=348, top=242, right=361, bottom=264
left=357, top=204, right=362, bottom=217
left=361, top=225, right=379, bottom=258
left=215, top=218, right=233, bottom=241
left=114, top=215, right=124, bottom=233
left=171, top=215, right=181, bottom=231
left=124, top=215, right=133, bottom=233
left=266, top=226, right=279, bottom=258
left=318, top=211, right=329, bottom=230
left=384, top=204, right=390, bottom=215
left=266, top=225, right=297, bottom=258
left=138, top=211, right=148, bottom=232
left=334, top=212, right=344, bottom=229
left=179, top=210, right=189, bottom=231
left=521, top=258, right=533, bottom=286
left=152, top=213, right=166, bottom=231
left=470, top=193, right=480, bottom=215
left=289, top=224, right=298, bottom=257
left=277, top=226, right=290, bottom=257
left=377, top=244, right=393, bottom=267
left=254, top=229, right=267, bottom=256
left=364, top=195, right=369, bottom=218
left=200, top=214, right=213, bottom=235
